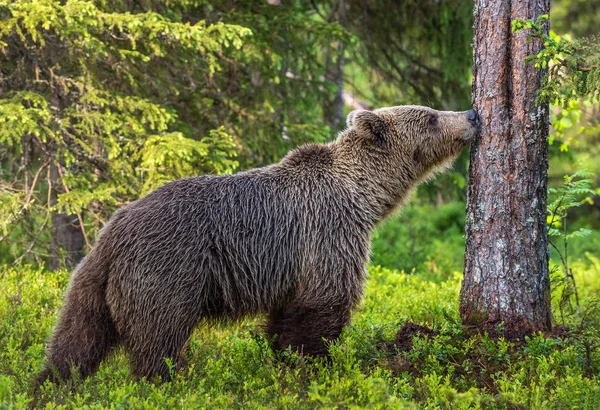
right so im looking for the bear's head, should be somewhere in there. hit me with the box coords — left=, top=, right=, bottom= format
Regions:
left=343, top=105, right=477, bottom=178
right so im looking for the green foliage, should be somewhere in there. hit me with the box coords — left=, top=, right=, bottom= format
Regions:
left=1, top=261, right=599, bottom=408
left=547, top=169, right=597, bottom=239
left=343, top=0, right=473, bottom=107
left=513, top=15, right=600, bottom=106
left=0, top=0, right=349, bottom=265
left=199, top=1, right=352, bottom=164
left=546, top=170, right=599, bottom=325
left=371, top=202, right=466, bottom=280
left=371, top=191, right=599, bottom=283
left=551, top=0, right=600, bottom=38
left=136, top=127, right=237, bottom=193
left=0, top=0, right=250, bottom=261
left=513, top=15, right=600, bottom=164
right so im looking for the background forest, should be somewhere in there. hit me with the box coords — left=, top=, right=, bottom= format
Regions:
left=1, top=0, right=599, bottom=408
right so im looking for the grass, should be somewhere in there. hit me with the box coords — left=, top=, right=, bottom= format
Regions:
left=1, top=257, right=599, bottom=409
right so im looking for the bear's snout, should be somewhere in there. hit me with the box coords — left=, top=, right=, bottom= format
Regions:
left=467, top=110, right=478, bottom=127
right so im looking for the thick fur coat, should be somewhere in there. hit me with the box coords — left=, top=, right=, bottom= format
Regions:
left=39, top=105, right=477, bottom=382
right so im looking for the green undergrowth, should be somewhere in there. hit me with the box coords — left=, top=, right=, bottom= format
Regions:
left=1, top=261, right=599, bottom=409
left=371, top=202, right=467, bottom=280
left=372, top=200, right=600, bottom=282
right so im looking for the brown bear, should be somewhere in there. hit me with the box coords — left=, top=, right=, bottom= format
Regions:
left=38, top=105, right=477, bottom=383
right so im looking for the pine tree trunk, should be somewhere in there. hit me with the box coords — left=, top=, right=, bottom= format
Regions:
left=460, top=0, right=552, bottom=336
left=323, top=41, right=345, bottom=135
left=49, top=164, right=84, bottom=270
left=47, top=85, right=85, bottom=271
left=323, top=0, right=347, bottom=137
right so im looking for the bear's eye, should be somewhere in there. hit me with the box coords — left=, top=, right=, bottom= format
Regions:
left=429, top=115, right=438, bottom=127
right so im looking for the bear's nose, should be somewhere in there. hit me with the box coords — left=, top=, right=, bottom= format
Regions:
left=467, top=110, right=478, bottom=127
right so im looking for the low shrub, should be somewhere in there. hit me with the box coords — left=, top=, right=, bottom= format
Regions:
left=0, top=261, right=598, bottom=409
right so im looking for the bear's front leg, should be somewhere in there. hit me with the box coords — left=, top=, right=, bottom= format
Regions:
left=267, top=299, right=352, bottom=356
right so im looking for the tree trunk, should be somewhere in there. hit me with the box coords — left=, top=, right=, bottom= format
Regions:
left=323, top=0, right=347, bottom=138
left=323, top=41, right=345, bottom=136
left=49, top=164, right=84, bottom=271
left=47, top=83, right=85, bottom=271
left=460, top=0, right=552, bottom=336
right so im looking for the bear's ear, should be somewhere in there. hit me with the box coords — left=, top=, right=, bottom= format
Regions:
left=346, top=109, right=386, bottom=140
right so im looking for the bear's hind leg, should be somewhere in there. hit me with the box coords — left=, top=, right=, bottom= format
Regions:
left=267, top=299, right=352, bottom=357
left=126, top=323, right=195, bottom=381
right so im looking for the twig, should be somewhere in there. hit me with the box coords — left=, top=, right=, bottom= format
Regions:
left=309, top=0, right=328, bottom=21
left=0, top=160, right=51, bottom=244
left=548, top=194, right=564, bottom=228
left=577, top=65, right=597, bottom=72
left=549, top=240, right=569, bottom=282
left=557, top=57, right=597, bottom=73
left=12, top=166, right=53, bottom=265
left=24, top=159, right=51, bottom=206
left=567, top=268, right=581, bottom=318
left=563, top=217, right=581, bottom=318
left=0, top=216, right=19, bottom=243
left=12, top=212, right=50, bottom=265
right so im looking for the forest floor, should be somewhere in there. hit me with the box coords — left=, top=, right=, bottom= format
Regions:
left=1, top=258, right=599, bottom=409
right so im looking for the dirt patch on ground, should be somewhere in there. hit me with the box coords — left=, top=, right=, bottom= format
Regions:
left=379, top=321, right=582, bottom=399
left=546, top=324, right=571, bottom=339
left=378, top=322, right=437, bottom=377
left=384, top=322, right=439, bottom=353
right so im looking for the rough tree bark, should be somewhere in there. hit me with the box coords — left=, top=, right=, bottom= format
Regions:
left=460, top=0, right=552, bottom=336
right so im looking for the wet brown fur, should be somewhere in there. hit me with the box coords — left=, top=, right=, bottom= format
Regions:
left=38, top=105, right=476, bottom=384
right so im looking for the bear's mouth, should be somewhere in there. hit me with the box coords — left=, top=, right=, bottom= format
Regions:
left=463, top=110, right=479, bottom=142
left=461, top=120, right=479, bottom=142
left=463, top=128, right=477, bottom=143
